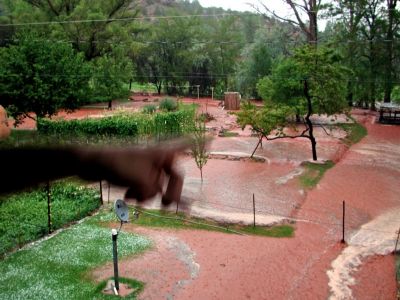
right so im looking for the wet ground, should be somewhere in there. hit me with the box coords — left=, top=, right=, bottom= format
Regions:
left=10, top=98, right=400, bottom=299
left=94, top=108, right=400, bottom=300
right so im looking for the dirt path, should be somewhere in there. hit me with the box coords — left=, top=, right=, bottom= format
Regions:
left=328, top=208, right=400, bottom=299
left=92, top=109, right=400, bottom=299
left=13, top=101, right=398, bottom=298
left=295, top=110, right=399, bottom=299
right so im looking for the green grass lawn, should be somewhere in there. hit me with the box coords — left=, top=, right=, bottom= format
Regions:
left=299, top=160, right=335, bottom=189
left=338, top=121, right=368, bottom=146
left=100, top=208, right=294, bottom=238
left=127, top=82, right=157, bottom=93
left=0, top=215, right=150, bottom=299
left=0, top=182, right=101, bottom=257
left=0, top=205, right=294, bottom=299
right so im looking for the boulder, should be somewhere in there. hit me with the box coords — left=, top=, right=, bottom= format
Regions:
left=0, top=105, right=11, bottom=140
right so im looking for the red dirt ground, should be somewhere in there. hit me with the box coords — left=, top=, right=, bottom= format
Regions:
left=93, top=109, right=399, bottom=300
left=9, top=99, right=399, bottom=299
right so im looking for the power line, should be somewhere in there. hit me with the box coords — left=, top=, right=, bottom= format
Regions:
left=2, top=72, right=398, bottom=84
left=3, top=37, right=400, bottom=45
left=0, top=12, right=254, bottom=27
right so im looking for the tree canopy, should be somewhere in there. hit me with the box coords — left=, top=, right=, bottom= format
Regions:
left=0, top=32, right=90, bottom=124
left=0, top=0, right=399, bottom=124
left=238, top=46, right=350, bottom=160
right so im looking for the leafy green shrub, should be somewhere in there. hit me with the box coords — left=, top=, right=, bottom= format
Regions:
left=0, top=182, right=100, bottom=256
left=142, top=104, right=157, bottom=114
left=159, top=98, right=177, bottom=112
left=37, top=107, right=196, bottom=141
left=37, top=116, right=139, bottom=137
left=392, top=86, right=400, bottom=104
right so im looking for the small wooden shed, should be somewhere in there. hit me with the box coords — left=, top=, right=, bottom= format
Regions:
left=224, top=92, right=241, bottom=110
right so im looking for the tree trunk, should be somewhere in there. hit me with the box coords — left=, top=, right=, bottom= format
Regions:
left=303, top=80, right=317, bottom=161
left=250, top=136, right=263, bottom=158
left=308, top=0, right=318, bottom=44
left=156, top=82, right=162, bottom=95
left=369, top=39, right=377, bottom=109
left=384, top=0, right=397, bottom=103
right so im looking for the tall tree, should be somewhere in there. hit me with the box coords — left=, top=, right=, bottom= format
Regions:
left=0, top=32, right=90, bottom=125
left=90, top=48, right=133, bottom=107
left=383, top=0, right=399, bottom=102
left=235, top=21, right=303, bottom=98
left=134, top=16, right=196, bottom=95
left=360, top=0, right=385, bottom=108
left=328, top=0, right=367, bottom=106
left=238, top=46, right=349, bottom=161
left=4, top=0, right=141, bottom=60
left=253, top=0, right=324, bottom=44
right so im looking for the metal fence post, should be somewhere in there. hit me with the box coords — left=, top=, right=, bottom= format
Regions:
left=112, top=229, right=120, bottom=292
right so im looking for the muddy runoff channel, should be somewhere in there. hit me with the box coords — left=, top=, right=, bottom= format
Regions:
left=327, top=208, right=400, bottom=299
left=104, top=154, right=307, bottom=226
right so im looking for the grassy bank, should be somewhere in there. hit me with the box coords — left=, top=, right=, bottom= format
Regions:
left=299, top=160, right=335, bottom=189
left=100, top=208, right=294, bottom=238
left=0, top=182, right=100, bottom=257
left=338, top=121, right=368, bottom=146
left=0, top=216, right=150, bottom=299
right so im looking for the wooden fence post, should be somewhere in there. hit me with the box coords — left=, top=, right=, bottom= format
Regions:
left=253, top=194, right=256, bottom=228
left=394, top=227, right=400, bottom=254
left=46, top=181, right=52, bottom=234
left=341, top=201, right=346, bottom=244
left=99, top=181, right=103, bottom=205
left=108, top=182, right=111, bottom=204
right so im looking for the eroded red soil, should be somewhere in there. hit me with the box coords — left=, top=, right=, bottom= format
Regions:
left=9, top=100, right=399, bottom=299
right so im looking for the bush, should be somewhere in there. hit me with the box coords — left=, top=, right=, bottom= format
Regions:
left=142, top=104, right=157, bottom=114
left=392, top=86, right=400, bottom=104
left=37, top=116, right=139, bottom=137
left=37, top=107, right=196, bottom=141
left=159, top=98, right=178, bottom=112
left=0, top=182, right=100, bottom=256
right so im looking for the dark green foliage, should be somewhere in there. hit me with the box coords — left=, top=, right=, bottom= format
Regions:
left=89, top=53, right=133, bottom=103
left=0, top=32, right=91, bottom=125
left=37, top=116, right=139, bottom=137
left=37, top=108, right=196, bottom=140
left=0, top=182, right=100, bottom=256
left=3, top=1, right=139, bottom=61
left=391, top=86, right=400, bottom=104
left=257, top=46, right=350, bottom=115
left=159, top=98, right=178, bottom=112
left=240, top=46, right=350, bottom=161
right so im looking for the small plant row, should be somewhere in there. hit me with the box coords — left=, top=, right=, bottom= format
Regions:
left=0, top=182, right=100, bottom=257
left=37, top=106, right=196, bottom=139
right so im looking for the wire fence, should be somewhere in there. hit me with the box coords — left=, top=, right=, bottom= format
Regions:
left=0, top=180, right=101, bottom=257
